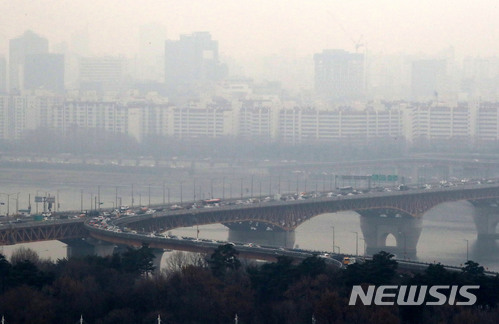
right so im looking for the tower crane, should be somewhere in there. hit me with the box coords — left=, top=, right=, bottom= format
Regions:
left=326, top=10, right=364, bottom=53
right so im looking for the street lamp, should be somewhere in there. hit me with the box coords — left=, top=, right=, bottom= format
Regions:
left=240, top=178, right=243, bottom=199
left=464, top=239, right=469, bottom=261
left=193, top=179, right=196, bottom=202
left=331, top=226, right=335, bottom=253
left=0, top=192, right=20, bottom=217
left=148, top=184, right=151, bottom=206
left=180, top=181, right=183, bottom=204
left=222, top=176, right=226, bottom=200
left=351, top=231, right=359, bottom=256
left=399, top=232, right=407, bottom=260
left=360, top=237, right=366, bottom=256
left=210, top=178, right=214, bottom=199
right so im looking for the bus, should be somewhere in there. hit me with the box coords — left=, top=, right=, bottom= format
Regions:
left=338, top=186, right=353, bottom=194
left=203, top=198, right=222, bottom=205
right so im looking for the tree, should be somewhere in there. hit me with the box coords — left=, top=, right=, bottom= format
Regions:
left=9, top=246, right=40, bottom=266
left=0, top=253, right=12, bottom=292
left=297, top=255, right=326, bottom=278
left=344, top=251, right=398, bottom=285
left=121, top=243, right=156, bottom=277
left=164, top=251, right=207, bottom=273
left=209, top=244, right=241, bottom=278
left=462, top=260, right=485, bottom=277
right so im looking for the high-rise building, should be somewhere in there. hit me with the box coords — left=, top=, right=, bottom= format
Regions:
left=24, top=53, right=64, bottom=93
left=79, top=56, right=124, bottom=92
left=9, top=30, right=49, bottom=92
left=409, top=104, right=470, bottom=141
left=411, top=59, right=447, bottom=101
left=165, top=32, right=226, bottom=94
left=314, top=49, right=364, bottom=102
left=0, top=55, right=6, bottom=93
left=277, top=106, right=402, bottom=143
left=138, top=23, right=166, bottom=82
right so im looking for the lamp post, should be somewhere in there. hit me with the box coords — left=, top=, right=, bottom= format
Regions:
left=240, top=178, right=243, bottom=199
left=80, top=189, right=83, bottom=213
left=352, top=231, right=359, bottom=256
left=162, top=181, right=165, bottom=205
left=97, top=185, right=101, bottom=211
left=148, top=184, right=151, bottom=206
left=210, top=178, right=214, bottom=199
left=180, top=181, right=183, bottom=204
left=193, top=179, right=196, bottom=202
left=222, top=177, right=225, bottom=200
left=259, top=180, right=262, bottom=202
left=360, top=237, right=366, bottom=256
left=331, top=226, right=335, bottom=253
left=131, top=184, right=134, bottom=208
left=464, top=239, right=469, bottom=261
left=11, top=193, right=20, bottom=215
left=251, top=175, right=254, bottom=198
left=0, top=192, right=19, bottom=217
left=399, top=232, right=407, bottom=259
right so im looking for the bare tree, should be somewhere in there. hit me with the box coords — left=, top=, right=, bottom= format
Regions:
left=9, top=246, right=41, bottom=266
left=163, top=251, right=207, bottom=273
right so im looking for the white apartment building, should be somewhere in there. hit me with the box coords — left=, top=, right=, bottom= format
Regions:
left=238, top=99, right=277, bottom=141
left=277, top=107, right=403, bottom=143
left=476, top=102, right=499, bottom=141
left=409, top=104, right=471, bottom=141
left=170, top=105, right=233, bottom=139
left=4, top=94, right=499, bottom=145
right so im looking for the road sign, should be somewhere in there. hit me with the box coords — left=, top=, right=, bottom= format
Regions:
left=35, top=196, right=44, bottom=203
left=371, top=174, right=398, bottom=182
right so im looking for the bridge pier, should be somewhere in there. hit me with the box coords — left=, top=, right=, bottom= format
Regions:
left=471, top=202, right=499, bottom=239
left=359, top=214, right=422, bottom=259
left=152, top=249, right=164, bottom=273
left=61, top=238, right=116, bottom=258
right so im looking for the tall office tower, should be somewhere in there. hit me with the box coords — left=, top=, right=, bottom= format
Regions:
left=314, top=49, right=365, bottom=102
left=24, top=53, right=65, bottom=93
left=0, top=55, right=6, bottom=93
left=79, top=56, right=124, bottom=92
left=165, top=32, right=226, bottom=95
left=9, top=30, right=49, bottom=92
left=138, top=23, right=166, bottom=82
left=411, top=59, right=447, bottom=101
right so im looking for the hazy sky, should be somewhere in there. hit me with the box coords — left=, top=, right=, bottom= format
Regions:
left=2, top=0, right=499, bottom=60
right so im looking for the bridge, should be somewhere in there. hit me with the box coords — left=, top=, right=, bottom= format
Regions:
left=2, top=182, right=499, bottom=260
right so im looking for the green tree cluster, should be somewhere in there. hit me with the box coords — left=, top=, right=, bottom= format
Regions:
left=0, top=247, right=498, bottom=323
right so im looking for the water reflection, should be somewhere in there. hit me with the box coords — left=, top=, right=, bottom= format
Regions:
left=228, top=229, right=295, bottom=248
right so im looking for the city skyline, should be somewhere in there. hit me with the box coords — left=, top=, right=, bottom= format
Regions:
left=2, top=1, right=499, bottom=61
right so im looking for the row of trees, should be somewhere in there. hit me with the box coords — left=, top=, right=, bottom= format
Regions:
left=1, top=245, right=499, bottom=323
left=0, top=127, right=408, bottom=162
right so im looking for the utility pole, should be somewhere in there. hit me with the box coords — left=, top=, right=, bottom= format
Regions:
left=162, top=181, right=165, bottom=205
left=97, top=185, right=101, bottom=211
left=131, top=184, right=134, bottom=208
left=222, top=177, right=225, bottom=200
left=352, top=231, right=359, bottom=256
left=148, top=184, right=151, bottom=206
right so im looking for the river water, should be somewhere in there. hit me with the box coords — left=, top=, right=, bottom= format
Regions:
left=1, top=166, right=498, bottom=271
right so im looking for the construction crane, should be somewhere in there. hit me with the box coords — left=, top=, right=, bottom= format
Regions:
left=326, top=10, right=364, bottom=53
